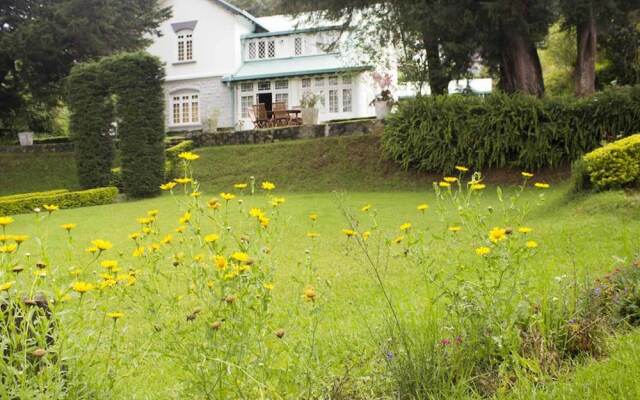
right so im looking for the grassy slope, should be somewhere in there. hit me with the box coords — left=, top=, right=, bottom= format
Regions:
left=0, top=135, right=570, bottom=197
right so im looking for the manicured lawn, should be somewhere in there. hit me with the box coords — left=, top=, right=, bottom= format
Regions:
left=3, top=183, right=640, bottom=398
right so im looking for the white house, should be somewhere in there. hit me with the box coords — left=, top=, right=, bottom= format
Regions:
left=147, top=0, right=376, bottom=132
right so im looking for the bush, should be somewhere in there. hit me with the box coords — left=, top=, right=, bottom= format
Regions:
left=569, top=158, right=593, bottom=194
left=382, top=86, right=640, bottom=172
left=0, top=189, right=69, bottom=202
left=583, top=134, right=640, bottom=190
left=0, top=187, right=118, bottom=216
left=165, top=140, right=194, bottom=179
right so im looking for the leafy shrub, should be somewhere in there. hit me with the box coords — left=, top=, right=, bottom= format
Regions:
left=568, top=158, right=592, bottom=194
left=0, top=187, right=118, bottom=216
left=383, top=86, right=640, bottom=172
left=0, top=189, right=69, bottom=202
left=165, top=140, right=194, bottom=179
left=109, top=167, right=122, bottom=190
left=583, top=134, right=640, bottom=190
left=34, top=136, right=71, bottom=145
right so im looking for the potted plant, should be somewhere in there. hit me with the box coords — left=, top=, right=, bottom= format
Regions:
left=370, top=72, right=395, bottom=120
left=300, top=92, right=321, bottom=125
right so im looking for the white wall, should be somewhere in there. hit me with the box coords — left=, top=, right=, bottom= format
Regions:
left=147, top=0, right=254, bottom=80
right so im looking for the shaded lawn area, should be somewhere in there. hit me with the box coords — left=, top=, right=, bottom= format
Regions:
left=4, top=185, right=640, bottom=398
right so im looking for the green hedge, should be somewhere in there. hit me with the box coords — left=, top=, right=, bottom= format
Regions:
left=0, top=187, right=119, bottom=216
left=583, top=133, right=640, bottom=190
left=0, top=189, right=69, bottom=202
left=382, top=86, right=640, bottom=172
left=166, top=140, right=194, bottom=179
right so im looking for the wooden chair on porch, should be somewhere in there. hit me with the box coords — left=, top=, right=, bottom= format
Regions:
left=251, top=104, right=271, bottom=128
left=272, top=102, right=291, bottom=127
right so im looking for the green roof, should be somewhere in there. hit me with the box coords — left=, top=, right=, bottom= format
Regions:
left=223, top=54, right=371, bottom=82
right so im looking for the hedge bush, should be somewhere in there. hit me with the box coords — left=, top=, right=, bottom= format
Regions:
left=0, top=187, right=119, bottom=216
left=583, top=134, right=640, bottom=190
left=0, top=190, right=69, bottom=202
left=382, top=86, right=640, bottom=172
left=166, top=140, right=194, bottom=179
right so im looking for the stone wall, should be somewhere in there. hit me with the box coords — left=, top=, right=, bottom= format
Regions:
left=186, top=118, right=383, bottom=148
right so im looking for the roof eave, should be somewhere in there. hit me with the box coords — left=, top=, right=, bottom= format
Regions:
left=222, top=65, right=373, bottom=83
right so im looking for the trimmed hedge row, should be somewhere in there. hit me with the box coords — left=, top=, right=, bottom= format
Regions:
left=583, top=133, right=640, bottom=190
left=382, top=86, right=640, bottom=172
left=0, top=189, right=69, bottom=202
left=0, top=187, right=119, bottom=216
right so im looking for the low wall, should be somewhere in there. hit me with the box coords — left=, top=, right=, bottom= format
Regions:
left=186, top=119, right=384, bottom=148
left=0, top=143, right=74, bottom=153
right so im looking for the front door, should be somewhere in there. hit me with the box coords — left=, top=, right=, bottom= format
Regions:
left=257, top=93, right=273, bottom=112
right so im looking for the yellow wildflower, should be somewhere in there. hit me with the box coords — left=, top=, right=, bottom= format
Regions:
left=0, top=216, right=14, bottom=226
left=33, top=270, right=47, bottom=278
left=393, top=236, right=404, bottom=244
left=132, top=247, right=145, bottom=257
left=208, top=198, right=221, bottom=209
left=261, top=181, right=276, bottom=191
left=438, top=181, right=451, bottom=188
left=129, top=232, right=141, bottom=240
left=271, top=197, right=286, bottom=207
left=220, top=192, right=236, bottom=201
left=72, top=281, right=94, bottom=294
left=179, top=211, right=191, bottom=224
left=231, top=252, right=250, bottom=263
left=399, top=222, right=412, bottom=232
left=0, top=244, right=17, bottom=254
left=518, top=227, right=533, bottom=234
left=174, top=177, right=193, bottom=185
left=534, top=182, right=550, bottom=189
left=61, top=223, right=77, bottom=232
left=214, top=255, right=228, bottom=270
left=12, top=235, right=28, bottom=244
left=234, top=183, right=248, bottom=189
left=178, top=151, right=199, bottom=161
left=190, top=191, right=201, bottom=198
left=258, top=215, right=270, bottom=228
left=107, top=312, right=125, bottom=320
left=142, top=227, right=152, bottom=235
left=455, top=166, right=469, bottom=172
left=309, top=213, right=318, bottom=221
left=204, top=234, right=219, bottom=243
left=85, top=246, right=98, bottom=254
left=91, top=239, right=113, bottom=251
left=263, top=283, right=274, bottom=290
left=175, top=225, right=186, bottom=234
left=489, top=227, right=507, bottom=243
left=342, top=229, right=357, bottom=237
left=147, top=209, right=159, bottom=217
left=161, top=234, right=173, bottom=245
left=443, top=177, right=458, bottom=183
left=476, top=246, right=491, bottom=256
left=100, top=260, right=118, bottom=270
left=522, top=172, right=534, bottom=178
left=0, top=281, right=15, bottom=291
left=249, top=208, right=264, bottom=218
left=43, top=204, right=59, bottom=213
left=0, top=235, right=7, bottom=242
left=417, top=204, right=429, bottom=212
left=160, top=182, right=177, bottom=190
left=137, top=217, right=154, bottom=225
left=362, top=231, right=371, bottom=241
left=361, top=204, right=372, bottom=212
left=470, top=183, right=486, bottom=191
left=448, top=226, right=462, bottom=232
left=526, top=240, right=539, bottom=249
left=302, top=286, right=317, bottom=302
left=307, top=232, right=320, bottom=239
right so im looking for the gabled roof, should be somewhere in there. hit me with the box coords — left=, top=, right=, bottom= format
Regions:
left=212, top=0, right=268, bottom=32
left=222, top=54, right=371, bottom=82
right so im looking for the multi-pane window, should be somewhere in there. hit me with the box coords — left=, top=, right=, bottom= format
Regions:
left=241, top=82, right=254, bottom=92
left=251, top=40, right=277, bottom=60
left=329, top=90, right=339, bottom=113
left=314, top=77, right=324, bottom=87
left=328, top=76, right=339, bottom=86
left=342, top=89, right=352, bottom=112
left=295, top=37, right=303, bottom=56
left=275, top=80, right=288, bottom=90
left=342, top=75, right=352, bottom=85
left=267, top=41, right=275, bottom=58
left=257, top=81, right=271, bottom=91
left=275, top=93, right=288, bottom=108
left=241, top=95, right=254, bottom=119
left=177, top=31, right=193, bottom=62
left=171, top=92, right=199, bottom=125
left=301, top=78, right=311, bottom=88
left=258, top=42, right=265, bottom=59
left=248, top=42, right=256, bottom=60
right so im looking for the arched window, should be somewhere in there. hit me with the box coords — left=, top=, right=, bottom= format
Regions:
left=177, top=30, right=193, bottom=62
left=170, top=90, right=200, bottom=126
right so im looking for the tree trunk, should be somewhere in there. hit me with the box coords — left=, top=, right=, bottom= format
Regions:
left=423, top=35, right=450, bottom=95
left=499, top=31, right=545, bottom=97
left=574, top=6, right=597, bottom=97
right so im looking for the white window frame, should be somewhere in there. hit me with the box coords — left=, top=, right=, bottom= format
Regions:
left=170, top=90, right=200, bottom=126
left=177, top=29, right=194, bottom=62
left=241, top=95, right=254, bottom=119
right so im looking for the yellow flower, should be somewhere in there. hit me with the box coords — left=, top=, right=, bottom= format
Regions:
left=33, top=270, right=47, bottom=278
left=129, top=232, right=141, bottom=240
left=361, top=204, right=372, bottom=212
left=249, top=208, right=264, bottom=218
left=132, top=247, right=145, bottom=257
left=61, top=223, right=77, bottom=231
left=204, top=234, right=219, bottom=243
left=91, top=239, right=113, bottom=251
left=258, top=215, right=270, bottom=228
left=100, top=260, right=118, bottom=270
left=220, top=192, right=236, bottom=201
left=0, top=216, right=14, bottom=226
left=174, top=177, right=193, bottom=184
left=232, top=252, right=250, bottom=263
left=0, top=235, right=7, bottom=242
left=160, top=182, right=177, bottom=190
left=261, top=181, right=276, bottom=191
left=43, top=204, right=59, bottom=213
left=178, top=151, right=199, bottom=161
left=149, top=243, right=161, bottom=252
left=489, top=227, right=507, bottom=243
left=161, top=234, right=173, bottom=245
left=271, top=197, right=286, bottom=207
left=147, top=210, right=159, bottom=217
left=85, top=246, right=98, bottom=254
left=455, top=166, right=469, bottom=172
left=12, top=235, right=28, bottom=244
left=475, top=246, right=491, bottom=256
left=179, top=211, right=191, bottom=224
left=361, top=231, right=371, bottom=241
left=309, top=213, right=318, bottom=221
left=470, top=183, right=486, bottom=191
left=137, top=217, right=154, bottom=225
left=307, top=232, right=320, bottom=239
left=393, top=236, right=404, bottom=244
left=214, top=255, right=228, bottom=270
left=72, top=281, right=94, bottom=294
left=0, top=281, right=15, bottom=291
left=417, top=204, right=429, bottom=212
left=190, top=191, right=201, bottom=198
left=438, top=181, right=451, bottom=188
left=342, top=229, right=357, bottom=237
left=518, top=227, right=533, bottom=234
left=107, top=311, right=125, bottom=320
left=443, top=177, right=458, bottom=183
left=302, top=286, right=317, bottom=302
left=234, top=183, right=248, bottom=189
left=399, top=222, right=412, bottom=232
left=263, top=283, right=274, bottom=290
left=534, top=182, right=550, bottom=189
left=207, top=198, right=221, bottom=209
left=448, top=226, right=462, bottom=232
left=522, top=172, right=534, bottom=178
left=0, top=244, right=17, bottom=254
left=526, top=240, right=539, bottom=249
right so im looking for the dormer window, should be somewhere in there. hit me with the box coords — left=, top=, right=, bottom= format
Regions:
left=247, top=39, right=276, bottom=60
left=295, top=37, right=303, bottom=56
left=177, top=30, right=193, bottom=62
